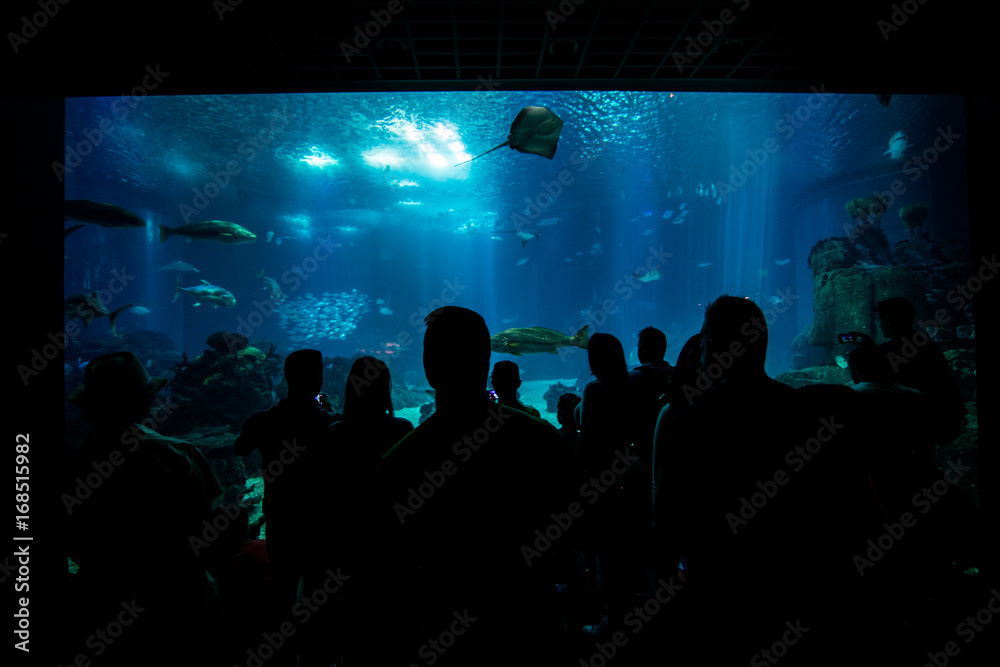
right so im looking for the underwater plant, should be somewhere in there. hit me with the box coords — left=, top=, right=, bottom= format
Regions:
left=845, top=193, right=890, bottom=232
left=899, top=202, right=930, bottom=240
left=866, top=193, right=889, bottom=231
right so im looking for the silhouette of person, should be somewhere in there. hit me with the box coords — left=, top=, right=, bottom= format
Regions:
left=365, top=306, right=578, bottom=666
left=491, top=359, right=541, bottom=417
left=650, top=333, right=702, bottom=576
left=846, top=297, right=966, bottom=445
left=302, top=355, right=413, bottom=666
left=651, top=296, right=843, bottom=662
left=848, top=343, right=930, bottom=468
left=234, top=348, right=339, bottom=665
left=628, top=326, right=674, bottom=471
left=58, top=351, right=224, bottom=664
left=575, top=332, right=647, bottom=634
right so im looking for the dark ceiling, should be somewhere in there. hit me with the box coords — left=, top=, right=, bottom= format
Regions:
left=3, top=0, right=988, bottom=96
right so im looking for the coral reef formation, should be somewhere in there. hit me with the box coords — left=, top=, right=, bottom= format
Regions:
left=844, top=193, right=889, bottom=231
left=899, top=202, right=930, bottom=240
left=158, top=342, right=283, bottom=435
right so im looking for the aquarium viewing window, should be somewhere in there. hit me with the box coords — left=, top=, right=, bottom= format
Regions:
left=62, top=90, right=976, bottom=504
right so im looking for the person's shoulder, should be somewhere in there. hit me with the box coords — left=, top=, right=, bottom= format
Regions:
left=499, top=404, right=561, bottom=440
left=240, top=405, right=283, bottom=431
left=135, top=424, right=192, bottom=448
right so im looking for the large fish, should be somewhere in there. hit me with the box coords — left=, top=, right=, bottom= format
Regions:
left=882, top=130, right=912, bottom=160
left=490, top=325, right=588, bottom=356
left=173, top=277, right=236, bottom=308
left=63, top=293, right=134, bottom=337
left=65, top=200, right=147, bottom=228
left=159, top=220, right=257, bottom=244
left=454, top=106, right=565, bottom=167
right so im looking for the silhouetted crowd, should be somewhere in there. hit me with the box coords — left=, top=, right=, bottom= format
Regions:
left=56, top=297, right=994, bottom=666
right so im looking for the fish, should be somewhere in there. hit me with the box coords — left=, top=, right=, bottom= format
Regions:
left=883, top=131, right=912, bottom=160
left=159, top=220, right=257, bottom=244
left=715, top=197, right=722, bottom=204
left=620, top=185, right=627, bottom=199
left=379, top=306, right=393, bottom=315
left=256, top=269, right=285, bottom=303
left=63, top=293, right=134, bottom=337
left=276, top=236, right=282, bottom=246
left=634, top=267, right=662, bottom=283
left=454, top=106, right=565, bottom=166
left=774, top=258, right=791, bottom=266
left=643, top=210, right=653, bottom=217
left=767, top=295, right=786, bottom=306
left=680, top=202, right=687, bottom=210
left=64, top=224, right=86, bottom=238
left=537, top=218, right=561, bottom=226
left=173, top=277, right=236, bottom=308
left=64, top=200, right=147, bottom=228
left=383, top=164, right=391, bottom=173
left=495, top=230, right=538, bottom=248
left=711, top=183, right=718, bottom=198
left=698, top=262, right=713, bottom=268
left=158, top=261, right=200, bottom=273
left=490, top=325, right=589, bottom=356
left=835, top=355, right=849, bottom=370
left=266, top=231, right=274, bottom=242
left=672, top=218, right=683, bottom=225
left=662, top=210, right=673, bottom=219
left=681, top=209, right=690, bottom=216
left=516, top=257, right=530, bottom=266
left=642, top=229, right=655, bottom=236
left=129, top=306, right=152, bottom=316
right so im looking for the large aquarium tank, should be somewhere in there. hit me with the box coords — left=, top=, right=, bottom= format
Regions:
left=62, top=90, right=977, bottom=495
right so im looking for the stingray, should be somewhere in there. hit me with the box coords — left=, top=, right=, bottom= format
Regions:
left=454, top=106, right=564, bottom=167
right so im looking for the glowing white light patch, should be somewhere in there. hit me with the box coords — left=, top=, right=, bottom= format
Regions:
left=281, top=214, right=312, bottom=227
left=425, top=152, right=447, bottom=167
left=299, top=146, right=337, bottom=167
left=362, top=147, right=405, bottom=169
left=433, top=124, right=459, bottom=141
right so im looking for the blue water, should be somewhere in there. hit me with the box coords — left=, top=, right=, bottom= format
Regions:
left=64, top=91, right=970, bottom=382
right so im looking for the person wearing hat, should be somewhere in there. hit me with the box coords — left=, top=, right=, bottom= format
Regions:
left=59, top=351, right=224, bottom=663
